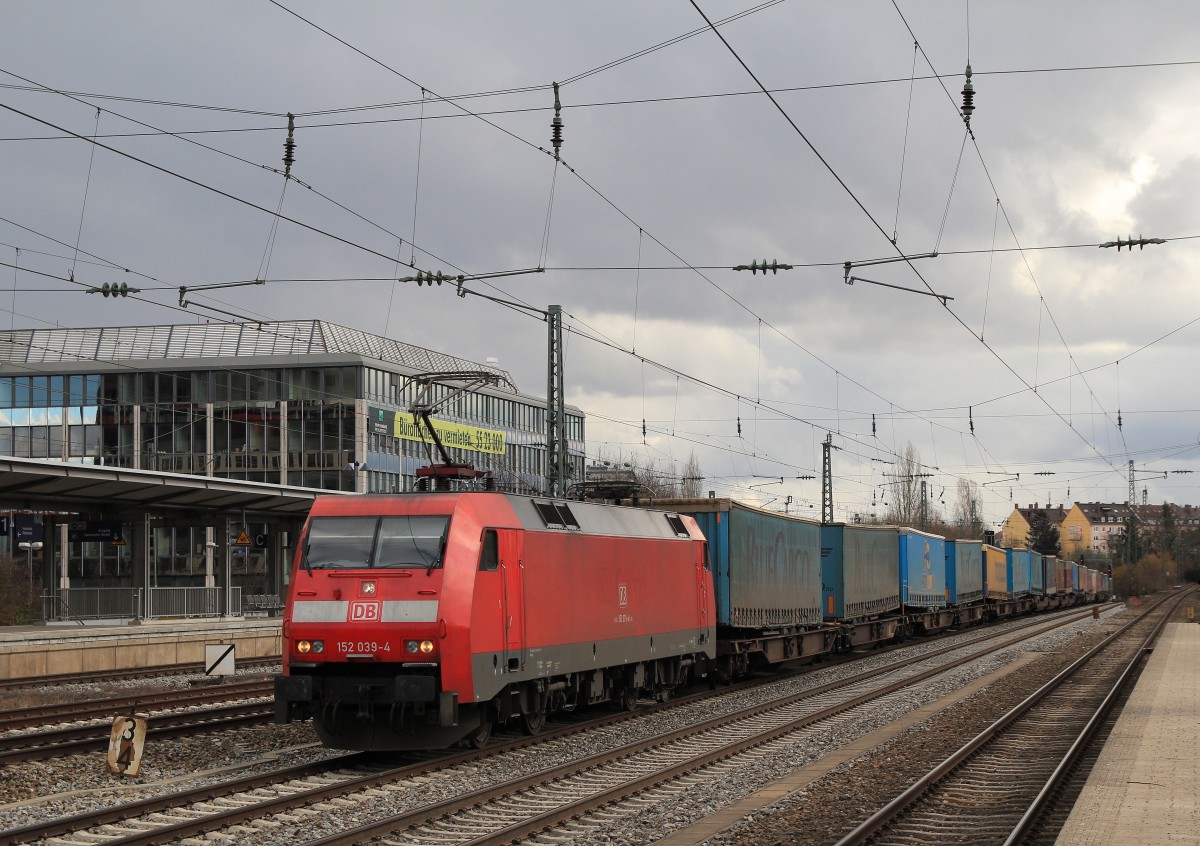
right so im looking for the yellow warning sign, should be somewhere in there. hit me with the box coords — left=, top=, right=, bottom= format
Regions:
left=233, top=530, right=253, bottom=546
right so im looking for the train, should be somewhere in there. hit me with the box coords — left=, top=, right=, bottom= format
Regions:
left=273, top=493, right=1110, bottom=751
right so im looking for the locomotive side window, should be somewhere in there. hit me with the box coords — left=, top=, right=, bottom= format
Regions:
left=376, top=516, right=450, bottom=569
left=479, top=529, right=499, bottom=571
left=533, top=500, right=580, bottom=530
left=304, top=517, right=379, bottom=569
left=665, top=514, right=689, bottom=537
left=302, top=515, right=450, bottom=569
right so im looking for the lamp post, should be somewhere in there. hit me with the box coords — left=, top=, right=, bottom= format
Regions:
left=18, top=541, right=43, bottom=605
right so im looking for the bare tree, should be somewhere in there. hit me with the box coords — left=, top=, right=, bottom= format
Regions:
left=629, top=454, right=681, bottom=498
left=680, top=451, right=704, bottom=498
left=952, top=479, right=985, bottom=538
left=884, top=443, right=927, bottom=526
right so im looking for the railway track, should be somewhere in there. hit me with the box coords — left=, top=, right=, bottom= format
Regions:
left=1, top=606, right=1104, bottom=846
left=0, top=656, right=280, bottom=692
left=0, top=699, right=275, bottom=765
left=832, top=592, right=1181, bottom=846
left=0, top=678, right=273, bottom=732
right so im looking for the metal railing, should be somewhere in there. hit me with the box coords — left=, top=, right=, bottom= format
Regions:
left=147, top=586, right=242, bottom=618
left=42, top=586, right=246, bottom=620
left=44, top=588, right=142, bottom=621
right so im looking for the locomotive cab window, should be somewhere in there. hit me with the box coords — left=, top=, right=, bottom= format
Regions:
left=303, top=515, right=450, bottom=569
left=479, top=529, right=499, bottom=571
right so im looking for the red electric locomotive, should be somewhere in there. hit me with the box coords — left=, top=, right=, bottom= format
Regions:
left=274, top=492, right=716, bottom=750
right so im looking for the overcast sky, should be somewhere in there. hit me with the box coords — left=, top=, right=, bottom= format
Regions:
left=3, top=1, right=1200, bottom=528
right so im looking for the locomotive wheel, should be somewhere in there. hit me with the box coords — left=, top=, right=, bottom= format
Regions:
left=467, top=716, right=493, bottom=748
left=620, top=687, right=639, bottom=711
left=520, top=708, right=546, bottom=735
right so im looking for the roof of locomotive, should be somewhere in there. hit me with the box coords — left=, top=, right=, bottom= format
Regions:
left=306, top=491, right=702, bottom=541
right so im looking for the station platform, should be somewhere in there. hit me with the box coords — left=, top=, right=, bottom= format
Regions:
left=0, top=617, right=281, bottom=680
left=1055, top=621, right=1200, bottom=845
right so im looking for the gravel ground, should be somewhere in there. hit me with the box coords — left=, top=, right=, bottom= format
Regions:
left=0, top=603, right=1145, bottom=845
left=0, top=663, right=352, bottom=835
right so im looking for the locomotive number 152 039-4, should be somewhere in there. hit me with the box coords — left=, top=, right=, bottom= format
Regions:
left=337, top=641, right=391, bottom=653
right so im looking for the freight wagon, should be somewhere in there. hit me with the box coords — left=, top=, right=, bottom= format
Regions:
left=819, top=524, right=904, bottom=646
left=945, top=539, right=986, bottom=625
left=652, top=498, right=838, bottom=673
left=899, top=528, right=955, bottom=633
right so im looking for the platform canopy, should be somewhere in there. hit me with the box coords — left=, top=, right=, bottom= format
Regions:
left=0, top=456, right=339, bottom=521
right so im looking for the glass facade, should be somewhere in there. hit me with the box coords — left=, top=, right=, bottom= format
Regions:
left=0, top=342, right=586, bottom=601
left=0, top=364, right=585, bottom=494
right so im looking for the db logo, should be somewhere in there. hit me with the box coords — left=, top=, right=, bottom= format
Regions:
left=348, top=601, right=381, bottom=621
left=618, top=583, right=628, bottom=607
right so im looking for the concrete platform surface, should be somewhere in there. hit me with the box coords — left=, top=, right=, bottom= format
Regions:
left=0, top=617, right=280, bottom=679
left=1055, top=622, right=1200, bottom=845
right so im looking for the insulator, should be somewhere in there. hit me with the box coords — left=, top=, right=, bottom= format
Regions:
left=969, top=406, right=974, bottom=435
left=872, top=413, right=876, bottom=436
left=960, top=64, right=975, bottom=126
left=551, top=82, right=563, bottom=159
left=1117, top=410, right=1122, bottom=430
left=283, top=113, right=296, bottom=177
left=737, top=416, right=742, bottom=436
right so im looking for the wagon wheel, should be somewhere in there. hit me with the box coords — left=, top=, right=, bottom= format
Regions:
left=520, top=707, right=546, bottom=735
left=619, top=686, right=639, bottom=711
left=466, top=714, right=493, bottom=748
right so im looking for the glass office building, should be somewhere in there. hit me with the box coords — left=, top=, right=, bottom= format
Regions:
left=0, top=320, right=585, bottom=593
left=0, top=320, right=584, bottom=491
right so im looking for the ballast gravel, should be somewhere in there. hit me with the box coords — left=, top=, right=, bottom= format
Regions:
left=0, top=605, right=1135, bottom=846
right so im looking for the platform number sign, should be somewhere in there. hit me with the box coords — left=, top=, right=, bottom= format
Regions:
left=106, top=714, right=147, bottom=777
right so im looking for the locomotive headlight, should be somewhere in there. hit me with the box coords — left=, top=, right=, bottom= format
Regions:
left=405, top=640, right=419, bottom=653
left=419, top=640, right=434, bottom=654
left=312, top=640, right=324, bottom=653
left=296, top=640, right=312, bottom=653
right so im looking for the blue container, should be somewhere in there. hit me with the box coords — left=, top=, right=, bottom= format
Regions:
left=899, top=529, right=947, bottom=608
left=1043, top=556, right=1059, bottom=595
left=1006, top=548, right=1032, bottom=597
left=820, top=524, right=901, bottom=621
left=945, top=540, right=983, bottom=606
left=1030, top=552, right=1046, bottom=596
left=1071, top=561, right=1080, bottom=592
left=669, top=499, right=822, bottom=629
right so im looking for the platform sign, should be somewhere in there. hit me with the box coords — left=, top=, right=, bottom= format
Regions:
left=106, top=714, right=147, bottom=777
left=13, top=513, right=43, bottom=543
left=1188, top=606, right=1195, bottom=622
left=205, top=643, right=236, bottom=676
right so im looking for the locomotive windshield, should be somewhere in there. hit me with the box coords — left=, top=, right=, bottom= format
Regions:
left=303, top=515, right=450, bottom=569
